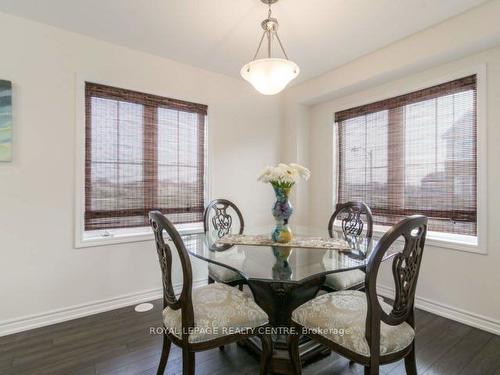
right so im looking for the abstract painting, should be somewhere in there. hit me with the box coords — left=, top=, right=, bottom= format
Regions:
left=0, top=80, right=12, bottom=161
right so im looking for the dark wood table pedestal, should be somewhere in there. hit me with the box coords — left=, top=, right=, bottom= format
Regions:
left=239, top=276, right=331, bottom=374
left=238, top=334, right=331, bottom=374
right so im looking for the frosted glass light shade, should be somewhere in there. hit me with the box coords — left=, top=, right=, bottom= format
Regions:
left=241, top=58, right=300, bottom=95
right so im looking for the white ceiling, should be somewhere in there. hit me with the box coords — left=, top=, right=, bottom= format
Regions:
left=0, top=0, right=489, bottom=83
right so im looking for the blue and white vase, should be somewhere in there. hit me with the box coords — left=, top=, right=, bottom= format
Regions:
left=271, top=185, right=294, bottom=243
left=272, top=246, right=293, bottom=280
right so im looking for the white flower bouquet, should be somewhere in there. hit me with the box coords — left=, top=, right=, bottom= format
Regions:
left=257, top=163, right=310, bottom=243
left=257, top=163, right=310, bottom=189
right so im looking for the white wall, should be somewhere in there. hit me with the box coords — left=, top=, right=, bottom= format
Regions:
left=0, top=12, right=281, bottom=334
left=3, top=0, right=500, bottom=337
left=283, top=0, right=500, bottom=334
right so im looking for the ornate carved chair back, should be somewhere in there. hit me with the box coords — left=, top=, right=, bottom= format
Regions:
left=149, top=211, right=194, bottom=339
left=203, top=199, right=245, bottom=238
left=328, top=201, right=374, bottom=239
left=364, top=215, right=427, bottom=358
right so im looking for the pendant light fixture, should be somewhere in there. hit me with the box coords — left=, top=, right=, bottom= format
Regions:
left=241, top=0, right=299, bottom=95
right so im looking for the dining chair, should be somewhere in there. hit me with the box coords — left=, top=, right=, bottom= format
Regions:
left=203, top=199, right=246, bottom=289
left=289, top=215, right=428, bottom=375
left=323, top=201, right=374, bottom=292
left=149, top=211, right=273, bottom=375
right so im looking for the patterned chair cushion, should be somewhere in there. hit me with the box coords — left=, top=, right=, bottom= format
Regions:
left=292, top=290, right=414, bottom=357
left=324, top=269, right=365, bottom=290
left=163, top=283, right=268, bottom=343
left=208, top=264, right=244, bottom=283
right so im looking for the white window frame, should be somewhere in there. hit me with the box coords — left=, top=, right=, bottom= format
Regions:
left=332, top=64, right=488, bottom=255
left=74, top=75, right=209, bottom=248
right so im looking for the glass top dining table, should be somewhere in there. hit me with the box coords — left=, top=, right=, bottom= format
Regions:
left=181, top=226, right=391, bottom=283
left=180, top=226, right=396, bottom=374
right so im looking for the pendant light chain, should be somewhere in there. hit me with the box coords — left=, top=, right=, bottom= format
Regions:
left=240, top=0, right=300, bottom=95
left=275, top=32, right=289, bottom=60
left=252, top=31, right=267, bottom=61
left=249, top=1, right=289, bottom=62
left=267, top=3, right=272, bottom=58
left=267, top=25, right=272, bottom=58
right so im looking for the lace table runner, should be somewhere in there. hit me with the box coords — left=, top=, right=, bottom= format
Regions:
left=216, top=234, right=351, bottom=251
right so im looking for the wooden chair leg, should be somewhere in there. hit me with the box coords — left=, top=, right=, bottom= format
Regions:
left=365, top=353, right=380, bottom=375
left=182, top=349, right=195, bottom=375
left=259, top=334, right=273, bottom=375
left=288, top=331, right=302, bottom=375
left=364, top=365, right=379, bottom=375
left=156, top=334, right=171, bottom=375
left=404, top=343, right=417, bottom=375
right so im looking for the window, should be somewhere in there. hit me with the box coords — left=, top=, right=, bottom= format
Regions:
left=335, top=75, right=477, bottom=237
left=84, top=82, right=207, bottom=232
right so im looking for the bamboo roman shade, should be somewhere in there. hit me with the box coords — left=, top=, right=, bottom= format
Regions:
left=85, top=82, right=207, bottom=231
left=336, top=75, right=477, bottom=236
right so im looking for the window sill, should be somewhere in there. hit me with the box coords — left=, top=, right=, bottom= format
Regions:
left=370, top=224, right=485, bottom=255
left=75, top=222, right=204, bottom=249
left=332, top=223, right=485, bottom=254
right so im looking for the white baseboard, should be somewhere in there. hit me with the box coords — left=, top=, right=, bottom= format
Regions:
left=377, top=284, right=500, bottom=336
left=0, top=278, right=207, bottom=337
left=6, top=280, right=498, bottom=338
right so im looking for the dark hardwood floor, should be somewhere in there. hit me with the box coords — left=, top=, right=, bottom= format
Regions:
left=0, top=298, right=499, bottom=375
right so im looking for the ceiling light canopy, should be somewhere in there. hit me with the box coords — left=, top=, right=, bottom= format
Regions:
left=241, top=0, right=299, bottom=95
